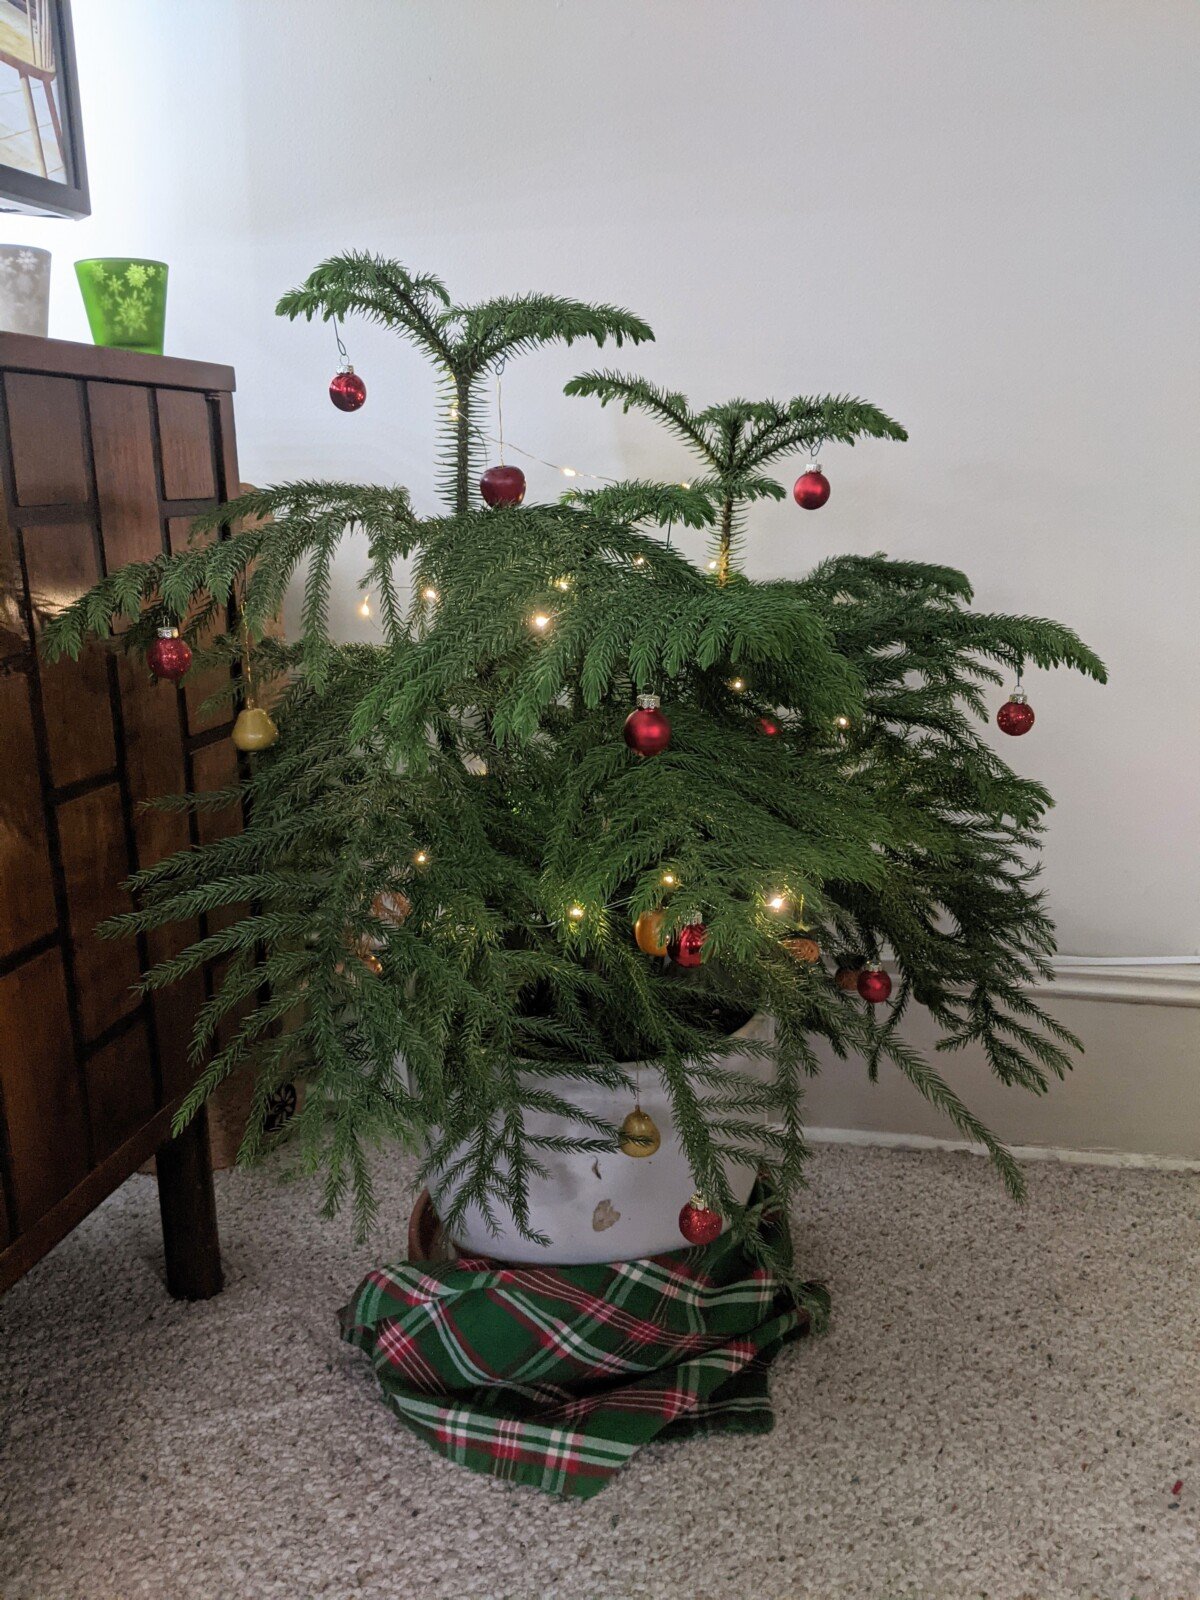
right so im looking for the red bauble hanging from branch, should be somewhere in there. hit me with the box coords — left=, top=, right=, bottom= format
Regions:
left=479, top=464, right=526, bottom=507
left=757, top=716, right=780, bottom=737
left=857, top=966, right=893, bottom=1004
left=670, top=922, right=708, bottom=968
left=679, top=1193, right=723, bottom=1245
left=623, top=694, right=672, bottom=756
left=147, top=626, right=192, bottom=682
left=793, top=463, right=831, bottom=510
left=996, top=690, right=1035, bottom=737
left=329, top=367, right=366, bottom=412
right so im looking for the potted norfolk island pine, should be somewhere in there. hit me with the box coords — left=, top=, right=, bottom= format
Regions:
left=42, top=254, right=1105, bottom=1274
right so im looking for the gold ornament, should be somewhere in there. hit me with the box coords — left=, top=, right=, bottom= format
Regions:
left=619, top=1105, right=661, bottom=1158
left=359, top=949, right=384, bottom=976
left=231, top=702, right=279, bottom=752
left=783, top=935, right=821, bottom=964
left=634, top=909, right=669, bottom=957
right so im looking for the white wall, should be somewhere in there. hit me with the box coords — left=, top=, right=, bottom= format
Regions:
left=8, top=0, right=1197, bottom=1148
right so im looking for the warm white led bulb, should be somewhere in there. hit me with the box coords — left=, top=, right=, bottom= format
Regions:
left=768, top=894, right=787, bottom=913
left=358, top=597, right=371, bottom=617
left=531, top=613, right=551, bottom=631
left=706, top=559, right=719, bottom=572
left=422, top=586, right=439, bottom=602
left=661, top=872, right=676, bottom=888
left=835, top=714, right=851, bottom=730
left=561, top=466, right=578, bottom=478
left=730, top=678, right=746, bottom=693
left=567, top=904, right=585, bottom=921
left=554, top=576, right=571, bottom=591
left=413, top=850, right=430, bottom=867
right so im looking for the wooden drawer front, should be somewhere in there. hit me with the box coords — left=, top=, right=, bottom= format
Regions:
left=0, top=949, right=88, bottom=1228
left=0, top=666, right=57, bottom=955
left=5, top=375, right=89, bottom=506
left=157, top=389, right=216, bottom=500
left=22, top=521, right=117, bottom=789
left=57, top=783, right=139, bottom=1041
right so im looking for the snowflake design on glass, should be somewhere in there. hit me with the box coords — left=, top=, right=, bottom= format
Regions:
left=77, top=259, right=168, bottom=348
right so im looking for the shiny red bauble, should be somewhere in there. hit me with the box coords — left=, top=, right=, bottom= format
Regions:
left=670, top=922, right=708, bottom=968
left=679, top=1194, right=723, bottom=1246
left=857, top=967, right=893, bottom=1004
left=757, top=716, right=780, bottom=737
left=146, top=628, right=192, bottom=682
left=479, top=464, right=526, bottom=507
left=623, top=697, right=672, bottom=757
left=329, top=368, right=367, bottom=412
left=793, top=468, right=831, bottom=510
left=996, top=694, right=1035, bottom=737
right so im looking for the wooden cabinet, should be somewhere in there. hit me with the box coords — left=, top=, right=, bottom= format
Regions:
left=0, top=334, right=238, bottom=1297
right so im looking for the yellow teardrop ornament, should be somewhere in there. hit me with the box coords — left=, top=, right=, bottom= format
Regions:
left=231, top=703, right=279, bottom=752
left=619, top=1105, right=661, bottom=1158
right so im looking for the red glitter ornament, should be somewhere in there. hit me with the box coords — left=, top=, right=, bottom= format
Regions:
left=857, top=966, right=893, bottom=1004
left=146, top=626, right=192, bottom=682
left=623, top=694, right=672, bottom=756
left=329, top=367, right=367, bottom=412
left=670, top=922, right=708, bottom=968
left=679, top=1193, right=723, bottom=1246
left=479, top=464, right=526, bottom=507
left=757, top=716, right=780, bottom=737
left=793, top=467, right=831, bottom=510
left=996, top=691, right=1035, bottom=737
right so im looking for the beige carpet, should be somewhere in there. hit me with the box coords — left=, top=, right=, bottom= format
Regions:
left=0, top=1144, right=1196, bottom=1600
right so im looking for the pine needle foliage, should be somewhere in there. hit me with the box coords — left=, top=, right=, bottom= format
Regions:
left=41, top=255, right=1105, bottom=1261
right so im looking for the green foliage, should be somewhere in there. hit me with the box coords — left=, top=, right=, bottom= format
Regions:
left=40, top=254, right=1106, bottom=1261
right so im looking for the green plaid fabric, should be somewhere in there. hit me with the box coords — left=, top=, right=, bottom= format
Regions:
left=339, top=1197, right=806, bottom=1499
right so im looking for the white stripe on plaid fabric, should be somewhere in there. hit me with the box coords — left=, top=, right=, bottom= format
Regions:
left=507, top=1270, right=717, bottom=1361
left=492, top=1286, right=669, bottom=1382
left=389, top=1394, right=638, bottom=1471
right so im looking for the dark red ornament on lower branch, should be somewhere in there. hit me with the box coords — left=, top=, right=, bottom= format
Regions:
left=679, top=1193, right=723, bottom=1246
left=757, top=716, right=780, bottom=736
left=996, top=692, right=1035, bottom=736
left=793, top=467, right=831, bottom=510
left=670, top=922, right=708, bottom=968
left=329, top=367, right=367, bottom=412
left=479, top=464, right=526, bottom=507
left=623, top=694, right=671, bottom=756
left=857, top=966, right=893, bottom=1004
left=147, top=626, right=192, bottom=682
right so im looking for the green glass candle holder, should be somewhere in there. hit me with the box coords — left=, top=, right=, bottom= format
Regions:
left=74, top=258, right=168, bottom=355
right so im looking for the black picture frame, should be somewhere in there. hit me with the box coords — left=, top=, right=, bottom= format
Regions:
left=0, top=0, right=88, bottom=220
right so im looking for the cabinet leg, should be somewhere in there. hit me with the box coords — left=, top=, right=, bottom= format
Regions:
left=155, top=1106, right=223, bottom=1300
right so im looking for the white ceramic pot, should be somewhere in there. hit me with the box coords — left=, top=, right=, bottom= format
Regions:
left=0, top=246, right=50, bottom=336
left=430, top=1012, right=774, bottom=1264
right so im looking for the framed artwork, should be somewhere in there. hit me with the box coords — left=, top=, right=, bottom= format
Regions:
left=0, top=0, right=88, bottom=218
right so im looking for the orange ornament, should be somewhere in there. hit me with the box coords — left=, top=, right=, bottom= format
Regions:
left=783, top=936, right=821, bottom=964
left=834, top=966, right=863, bottom=993
left=634, top=909, right=669, bottom=957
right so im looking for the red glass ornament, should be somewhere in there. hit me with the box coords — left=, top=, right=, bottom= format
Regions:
left=857, top=966, right=893, bottom=1004
left=996, top=693, right=1035, bottom=737
left=479, top=464, right=526, bottom=507
left=679, top=1193, right=723, bottom=1246
left=793, top=468, right=831, bottom=510
left=670, top=922, right=708, bottom=968
left=329, top=367, right=367, bottom=412
left=623, top=694, right=671, bottom=756
left=146, top=627, right=192, bottom=682
left=757, top=716, right=780, bottom=737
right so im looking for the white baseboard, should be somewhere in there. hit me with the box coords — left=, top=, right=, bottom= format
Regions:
left=878, top=957, right=1200, bottom=1008
left=807, top=1124, right=1200, bottom=1173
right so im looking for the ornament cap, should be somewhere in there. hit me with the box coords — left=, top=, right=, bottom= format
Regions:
left=1009, top=689, right=1028, bottom=704
left=636, top=693, right=661, bottom=712
left=157, top=626, right=180, bottom=639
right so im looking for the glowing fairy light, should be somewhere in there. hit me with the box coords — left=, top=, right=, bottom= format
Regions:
left=531, top=612, right=552, bottom=631
left=767, top=893, right=787, bottom=913
left=422, top=586, right=439, bottom=602
left=358, top=596, right=371, bottom=617
left=567, top=904, right=585, bottom=921
left=413, top=850, right=430, bottom=867
left=660, top=872, right=677, bottom=888
left=729, top=678, right=747, bottom=693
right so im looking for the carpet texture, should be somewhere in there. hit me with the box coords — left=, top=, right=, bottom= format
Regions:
left=0, top=1145, right=1196, bottom=1600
